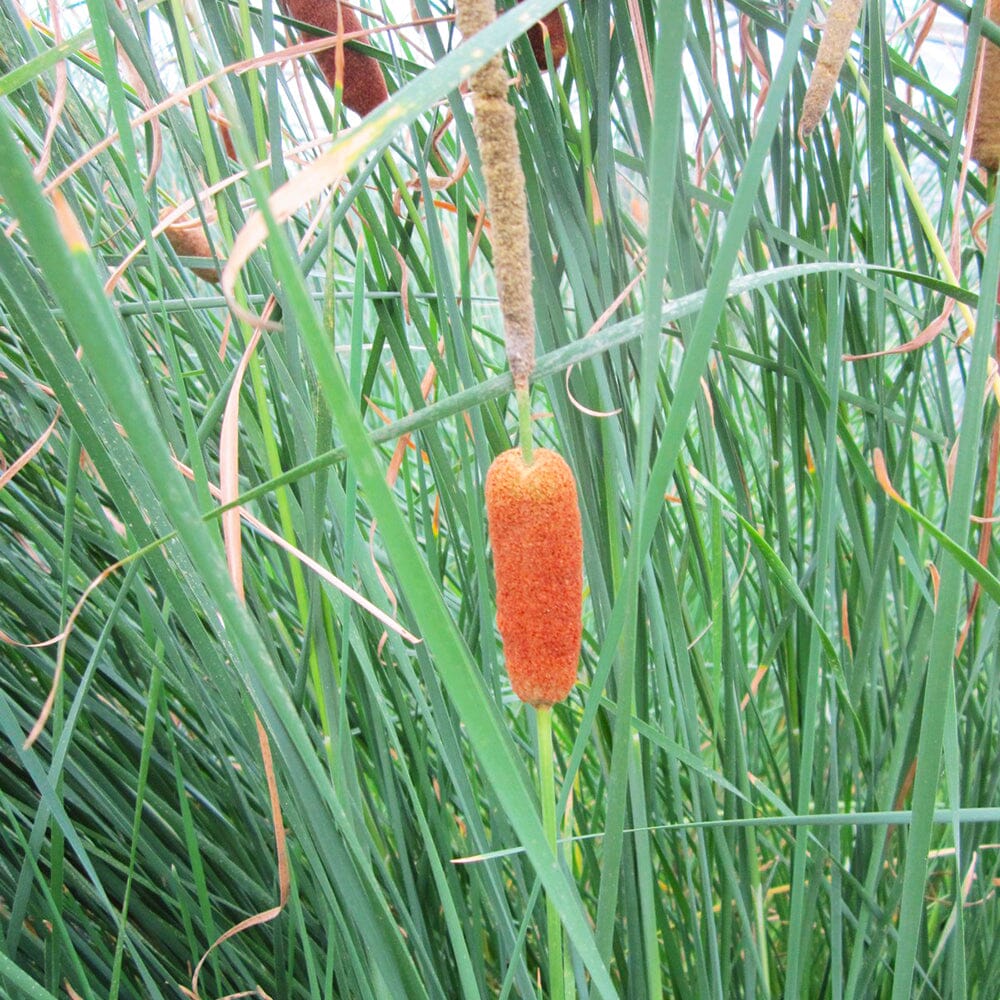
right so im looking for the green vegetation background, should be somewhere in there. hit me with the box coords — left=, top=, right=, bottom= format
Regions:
left=1, top=0, right=999, bottom=996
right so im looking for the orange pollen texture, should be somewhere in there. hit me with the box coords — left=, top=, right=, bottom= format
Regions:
left=285, top=0, right=388, bottom=117
left=485, top=447, right=583, bottom=706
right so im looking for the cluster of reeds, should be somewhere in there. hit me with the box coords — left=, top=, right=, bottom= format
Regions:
left=8, top=0, right=1000, bottom=997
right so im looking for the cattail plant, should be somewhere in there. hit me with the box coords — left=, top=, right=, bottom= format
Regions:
left=971, top=0, right=1000, bottom=170
left=160, top=210, right=220, bottom=283
left=797, top=0, right=864, bottom=143
left=283, top=0, right=388, bottom=117
left=484, top=447, right=583, bottom=706
left=456, top=1, right=582, bottom=994
left=521, top=2, right=568, bottom=70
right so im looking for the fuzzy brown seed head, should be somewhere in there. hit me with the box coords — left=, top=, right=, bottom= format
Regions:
left=485, top=447, right=583, bottom=706
left=284, top=0, right=388, bottom=116
left=972, top=0, right=1000, bottom=170
left=797, top=0, right=864, bottom=144
left=522, top=3, right=567, bottom=71
left=456, top=0, right=536, bottom=390
left=160, top=211, right=220, bottom=284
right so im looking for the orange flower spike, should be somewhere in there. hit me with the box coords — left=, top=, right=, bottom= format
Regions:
left=485, top=447, right=583, bottom=706
left=284, top=0, right=388, bottom=117
left=527, top=8, right=567, bottom=70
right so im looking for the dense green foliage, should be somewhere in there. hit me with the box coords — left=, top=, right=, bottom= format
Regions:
left=2, top=0, right=999, bottom=996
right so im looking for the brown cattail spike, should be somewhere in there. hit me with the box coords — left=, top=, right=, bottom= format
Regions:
left=972, top=0, right=1000, bottom=170
left=798, top=0, right=864, bottom=144
left=218, top=119, right=237, bottom=160
left=160, top=210, right=220, bottom=284
left=456, top=0, right=535, bottom=391
left=284, top=0, right=388, bottom=117
left=485, top=447, right=583, bottom=706
left=521, top=2, right=567, bottom=71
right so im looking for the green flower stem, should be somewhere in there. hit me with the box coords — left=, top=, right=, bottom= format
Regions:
left=517, top=385, right=534, bottom=465
left=536, top=705, right=566, bottom=1000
